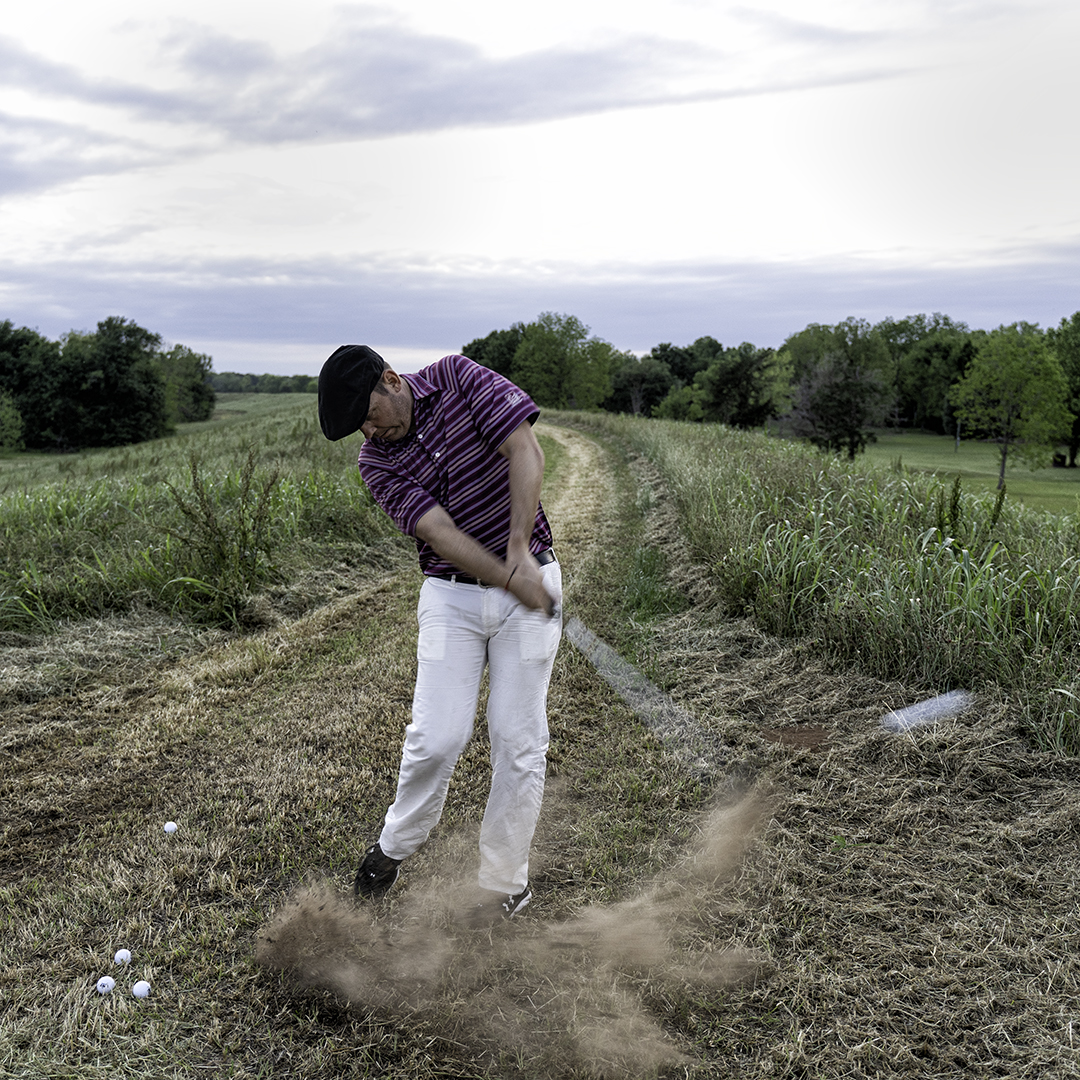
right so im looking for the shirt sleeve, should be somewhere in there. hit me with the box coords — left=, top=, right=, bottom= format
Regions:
left=358, top=452, right=438, bottom=537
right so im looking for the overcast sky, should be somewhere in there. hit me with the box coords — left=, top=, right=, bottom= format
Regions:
left=2, top=0, right=1078, bottom=374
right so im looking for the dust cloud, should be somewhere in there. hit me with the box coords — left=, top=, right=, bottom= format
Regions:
left=256, top=793, right=771, bottom=1079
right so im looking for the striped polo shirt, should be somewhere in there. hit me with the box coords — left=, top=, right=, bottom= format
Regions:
left=358, top=354, right=553, bottom=577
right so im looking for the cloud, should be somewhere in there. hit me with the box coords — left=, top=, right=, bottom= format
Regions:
left=4, top=246, right=1079, bottom=368
left=730, top=6, right=888, bottom=47
left=0, top=34, right=188, bottom=116
left=0, top=110, right=163, bottom=196
left=0, top=10, right=913, bottom=193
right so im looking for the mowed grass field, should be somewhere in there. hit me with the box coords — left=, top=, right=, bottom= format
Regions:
left=2, top=400, right=1079, bottom=1078
left=861, top=429, right=1080, bottom=515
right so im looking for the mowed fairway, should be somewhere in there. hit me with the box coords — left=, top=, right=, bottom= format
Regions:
left=861, top=429, right=1080, bottom=514
left=2, top=406, right=1079, bottom=1079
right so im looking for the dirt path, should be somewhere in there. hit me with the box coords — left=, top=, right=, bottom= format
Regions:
left=535, top=420, right=614, bottom=585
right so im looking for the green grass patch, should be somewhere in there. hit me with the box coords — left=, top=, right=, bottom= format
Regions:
left=0, top=396, right=406, bottom=630
left=862, top=429, right=1080, bottom=514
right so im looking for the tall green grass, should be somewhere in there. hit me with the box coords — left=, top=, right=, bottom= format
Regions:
left=558, top=413, right=1080, bottom=755
left=0, top=399, right=402, bottom=628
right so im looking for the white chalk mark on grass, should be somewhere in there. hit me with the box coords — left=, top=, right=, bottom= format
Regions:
left=563, top=617, right=728, bottom=775
left=881, top=690, right=975, bottom=733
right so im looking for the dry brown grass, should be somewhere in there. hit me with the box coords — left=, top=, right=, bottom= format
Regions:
left=2, top=420, right=1079, bottom=1078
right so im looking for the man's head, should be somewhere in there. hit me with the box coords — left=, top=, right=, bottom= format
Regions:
left=319, top=345, right=396, bottom=440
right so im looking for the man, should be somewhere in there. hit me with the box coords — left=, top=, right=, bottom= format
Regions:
left=318, top=344, right=562, bottom=924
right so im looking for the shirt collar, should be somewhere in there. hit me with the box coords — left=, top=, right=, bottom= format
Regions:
left=403, top=370, right=438, bottom=401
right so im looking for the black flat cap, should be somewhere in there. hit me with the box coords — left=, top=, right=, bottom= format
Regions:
left=318, top=344, right=387, bottom=440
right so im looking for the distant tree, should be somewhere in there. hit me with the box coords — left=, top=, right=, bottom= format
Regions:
left=211, top=372, right=257, bottom=393
left=951, top=322, right=1071, bottom=487
left=782, top=317, right=893, bottom=458
left=1046, top=311, right=1080, bottom=466
left=697, top=343, right=785, bottom=427
left=0, top=391, right=24, bottom=451
left=1, top=316, right=170, bottom=450
left=639, top=341, right=699, bottom=388
left=874, top=313, right=971, bottom=428
left=650, top=340, right=793, bottom=427
left=0, top=322, right=59, bottom=449
left=896, top=327, right=975, bottom=433
left=782, top=323, right=842, bottom=383
left=462, top=323, right=526, bottom=377
left=510, top=312, right=618, bottom=410
left=653, top=343, right=776, bottom=426
left=260, top=374, right=290, bottom=393
left=604, top=354, right=673, bottom=415
left=156, top=343, right=215, bottom=423
left=788, top=352, right=893, bottom=459
left=45, top=317, right=171, bottom=449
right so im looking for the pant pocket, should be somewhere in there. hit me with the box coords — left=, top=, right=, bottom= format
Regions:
left=417, top=580, right=447, bottom=662
left=518, top=610, right=561, bottom=663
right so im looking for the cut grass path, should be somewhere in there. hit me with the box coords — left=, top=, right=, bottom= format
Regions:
left=0, top=422, right=713, bottom=1078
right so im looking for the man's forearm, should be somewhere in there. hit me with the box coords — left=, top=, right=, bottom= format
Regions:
left=415, top=506, right=513, bottom=585
left=500, top=421, right=545, bottom=553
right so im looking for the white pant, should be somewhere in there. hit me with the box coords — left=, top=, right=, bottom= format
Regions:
left=379, top=561, right=562, bottom=893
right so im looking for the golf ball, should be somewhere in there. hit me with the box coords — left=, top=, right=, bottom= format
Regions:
left=96, top=975, right=116, bottom=994
left=132, top=980, right=151, bottom=999
left=163, top=821, right=178, bottom=834
left=114, top=949, right=131, bottom=965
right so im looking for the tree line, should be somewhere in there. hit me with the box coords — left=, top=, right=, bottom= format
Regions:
left=0, top=317, right=215, bottom=452
left=465, top=310, right=1080, bottom=481
left=4, top=309, right=1080, bottom=482
left=209, top=372, right=318, bottom=394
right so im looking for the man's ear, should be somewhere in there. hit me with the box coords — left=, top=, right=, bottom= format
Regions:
left=381, top=369, right=402, bottom=391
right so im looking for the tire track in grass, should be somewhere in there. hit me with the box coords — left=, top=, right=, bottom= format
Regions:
left=562, top=615, right=730, bottom=776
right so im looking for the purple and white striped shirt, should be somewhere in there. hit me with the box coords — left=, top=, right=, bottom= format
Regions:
left=358, top=354, right=553, bottom=577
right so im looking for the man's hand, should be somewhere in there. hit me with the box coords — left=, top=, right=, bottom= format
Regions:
left=504, top=540, right=556, bottom=616
left=415, top=508, right=557, bottom=616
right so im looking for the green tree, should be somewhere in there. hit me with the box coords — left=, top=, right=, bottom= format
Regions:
left=896, top=327, right=975, bottom=433
left=510, top=312, right=618, bottom=410
left=44, top=317, right=171, bottom=449
left=783, top=317, right=893, bottom=459
left=951, top=322, right=1071, bottom=487
left=653, top=343, right=789, bottom=427
left=0, top=391, right=24, bottom=451
left=782, top=322, right=842, bottom=383
left=788, top=352, right=892, bottom=459
left=1046, top=311, right=1080, bottom=466
left=644, top=342, right=703, bottom=387
left=698, top=343, right=786, bottom=427
left=211, top=372, right=257, bottom=393
left=874, top=313, right=971, bottom=429
left=604, top=354, right=673, bottom=415
left=463, top=324, right=526, bottom=377
left=0, top=322, right=60, bottom=449
left=157, top=343, right=215, bottom=423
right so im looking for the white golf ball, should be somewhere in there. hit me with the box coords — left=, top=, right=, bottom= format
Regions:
left=114, top=949, right=131, bottom=965
left=163, top=821, right=178, bottom=834
left=132, top=980, right=151, bottom=999
left=96, top=975, right=116, bottom=995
